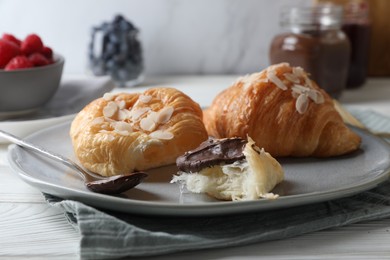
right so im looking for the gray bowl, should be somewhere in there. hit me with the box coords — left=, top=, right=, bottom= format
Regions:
left=0, top=54, right=64, bottom=117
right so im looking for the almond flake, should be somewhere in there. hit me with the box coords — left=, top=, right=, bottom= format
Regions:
left=255, top=78, right=269, bottom=84
left=103, top=101, right=118, bottom=118
left=113, top=121, right=133, bottom=132
left=292, top=67, right=305, bottom=77
left=91, top=117, right=105, bottom=125
left=292, top=84, right=310, bottom=93
left=139, top=95, right=152, bottom=103
left=283, top=72, right=300, bottom=83
left=116, top=100, right=126, bottom=109
left=149, top=130, right=174, bottom=140
left=308, top=90, right=325, bottom=104
left=266, top=70, right=288, bottom=90
left=113, top=130, right=131, bottom=136
left=118, top=109, right=132, bottom=121
left=130, top=107, right=151, bottom=121
left=148, top=111, right=159, bottom=123
left=296, top=93, right=309, bottom=114
left=156, top=106, right=174, bottom=124
left=103, top=117, right=116, bottom=123
left=140, top=116, right=156, bottom=132
left=103, top=93, right=116, bottom=101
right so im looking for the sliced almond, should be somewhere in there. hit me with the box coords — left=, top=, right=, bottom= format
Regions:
left=103, top=93, right=116, bottom=101
left=103, top=117, right=116, bottom=123
left=292, top=84, right=310, bottom=93
left=140, top=116, right=156, bottom=132
left=267, top=70, right=288, bottom=90
left=283, top=72, right=300, bottom=83
left=113, top=121, right=133, bottom=132
left=116, top=100, right=126, bottom=109
left=292, top=67, right=305, bottom=78
left=113, top=130, right=131, bottom=136
left=91, top=117, right=105, bottom=125
left=148, top=111, right=159, bottom=123
left=130, top=107, right=151, bottom=121
left=291, top=86, right=304, bottom=98
left=139, top=94, right=152, bottom=103
left=308, top=90, right=325, bottom=104
left=296, top=93, right=309, bottom=114
left=156, top=106, right=174, bottom=124
left=149, top=130, right=174, bottom=140
left=118, top=109, right=132, bottom=121
left=103, top=101, right=118, bottom=118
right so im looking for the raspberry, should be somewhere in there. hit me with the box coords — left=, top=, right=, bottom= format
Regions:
left=2, top=33, right=21, bottom=46
left=21, top=34, right=44, bottom=55
left=29, top=53, right=49, bottom=67
left=0, top=39, right=20, bottom=68
left=41, top=46, right=53, bottom=59
left=5, top=55, right=33, bottom=70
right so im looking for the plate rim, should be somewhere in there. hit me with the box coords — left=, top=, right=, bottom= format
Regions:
left=7, top=120, right=390, bottom=216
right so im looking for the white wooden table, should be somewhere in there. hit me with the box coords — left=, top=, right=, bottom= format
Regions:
left=1, top=76, right=390, bottom=259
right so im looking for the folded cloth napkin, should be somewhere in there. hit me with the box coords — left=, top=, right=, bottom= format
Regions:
left=45, top=109, right=390, bottom=260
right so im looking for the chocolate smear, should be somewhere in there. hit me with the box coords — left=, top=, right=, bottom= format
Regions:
left=176, top=137, right=247, bottom=173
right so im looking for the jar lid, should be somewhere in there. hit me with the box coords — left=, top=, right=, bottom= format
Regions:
left=344, top=0, right=370, bottom=23
left=280, top=4, right=343, bottom=30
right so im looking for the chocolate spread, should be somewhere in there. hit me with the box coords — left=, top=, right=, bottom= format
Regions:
left=269, top=5, right=351, bottom=99
left=176, top=138, right=247, bottom=173
left=269, top=31, right=350, bottom=99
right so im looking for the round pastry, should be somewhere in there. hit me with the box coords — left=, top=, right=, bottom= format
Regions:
left=70, top=88, right=208, bottom=177
left=203, top=63, right=361, bottom=157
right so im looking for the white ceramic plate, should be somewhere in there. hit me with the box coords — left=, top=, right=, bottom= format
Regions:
left=7, top=121, right=390, bottom=216
left=0, top=75, right=115, bottom=143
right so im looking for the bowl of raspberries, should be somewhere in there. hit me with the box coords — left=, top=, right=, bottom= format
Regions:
left=0, top=33, right=64, bottom=117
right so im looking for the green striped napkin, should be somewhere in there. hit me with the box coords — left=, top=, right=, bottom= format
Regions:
left=45, top=109, right=390, bottom=260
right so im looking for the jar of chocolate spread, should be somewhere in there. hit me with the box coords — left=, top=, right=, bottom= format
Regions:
left=342, top=0, right=371, bottom=88
left=269, top=5, right=350, bottom=99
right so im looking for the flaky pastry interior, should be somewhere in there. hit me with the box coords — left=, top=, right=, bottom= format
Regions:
left=203, top=63, right=361, bottom=157
left=70, top=88, right=208, bottom=177
left=171, top=137, right=284, bottom=201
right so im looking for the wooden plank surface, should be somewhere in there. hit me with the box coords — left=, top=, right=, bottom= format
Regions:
left=1, top=77, right=390, bottom=259
left=0, top=203, right=79, bottom=258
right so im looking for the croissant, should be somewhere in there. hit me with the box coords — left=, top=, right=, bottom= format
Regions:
left=172, top=137, right=284, bottom=201
left=70, top=88, right=208, bottom=177
left=203, top=63, right=361, bottom=157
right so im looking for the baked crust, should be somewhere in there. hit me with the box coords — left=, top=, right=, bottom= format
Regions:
left=203, top=63, right=361, bottom=157
left=70, top=88, right=208, bottom=176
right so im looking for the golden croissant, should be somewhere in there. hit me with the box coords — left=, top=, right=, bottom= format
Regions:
left=70, top=88, right=208, bottom=177
left=203, top=63, right=361, bottom=157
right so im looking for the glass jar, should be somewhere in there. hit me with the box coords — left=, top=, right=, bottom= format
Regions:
left=269, top=5, right=350, bottom=99
left=88, top=15, right=144, bottom=87
left=342, top=0, right=371, bottom=88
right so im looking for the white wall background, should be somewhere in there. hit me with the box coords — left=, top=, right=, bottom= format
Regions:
left=0, top=0, right=308, bottom=76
